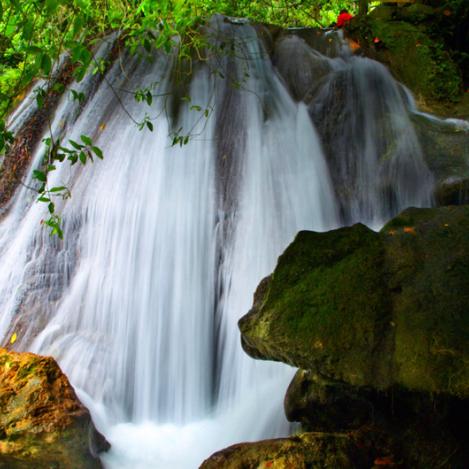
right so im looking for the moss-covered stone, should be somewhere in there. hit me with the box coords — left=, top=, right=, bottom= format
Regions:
left=200, top=431, right=374, bottom=469
left=383, top=207, right=469, bottom=397
left=347, top=13, right=463, bottom=107
left=240, top=224, right=393, bottom=389
left=239, top=206, right=469, bottom=398
left=0, top=348, right=109, bottom=468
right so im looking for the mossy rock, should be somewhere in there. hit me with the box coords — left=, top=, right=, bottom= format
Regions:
left=241, top=224, right=393, bottom=389
left=284, top=370, right=469, bottom=467
left=200, top=431, right=374, bottom=469
left=0, top=348, right=109, bottom=468
left=412, top=113, right=469, bottom=187
left=239, top=206, right=469, bottom=398
left=347, top=16, right=462, bottom=105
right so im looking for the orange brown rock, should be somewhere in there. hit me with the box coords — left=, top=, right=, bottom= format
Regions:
left=0, top=347, right=109, bottom=468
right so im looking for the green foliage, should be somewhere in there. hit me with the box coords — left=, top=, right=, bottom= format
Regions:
left=32, top=133, right=103, bottom=238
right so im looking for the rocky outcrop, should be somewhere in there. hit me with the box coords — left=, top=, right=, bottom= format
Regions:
left=0, top=348, right=109, bottom=468
left=239, top=206, right=469, bottom=397
left=231, top=206, right=469, bottom=467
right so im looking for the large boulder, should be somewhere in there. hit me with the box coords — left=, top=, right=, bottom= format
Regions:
left=239, top=206, right=469, bottom=397
left=0, top=347, right=109, bottom=468
left=237, top=205, right=469, bottom=467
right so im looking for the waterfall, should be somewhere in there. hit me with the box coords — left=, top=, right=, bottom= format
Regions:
left=0, top=19, right=433, bottom=468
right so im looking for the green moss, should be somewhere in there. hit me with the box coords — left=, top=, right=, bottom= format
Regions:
left=348, top=15, right=463, bottom=104
left=241, top=225, right=394, bottom=388
left=371, top=20, right=461, bottom=102
left=240, top=206, right=469, bottom=397
left=385, top=207, right=469, bottom=396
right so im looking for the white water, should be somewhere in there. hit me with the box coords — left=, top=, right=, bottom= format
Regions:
left=0, top=21, right=434, bottom=468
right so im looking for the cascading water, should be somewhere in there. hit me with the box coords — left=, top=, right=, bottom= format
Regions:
left=0, top=18, right=434, bottom=468
left=275, top=32, right=435, bottom=228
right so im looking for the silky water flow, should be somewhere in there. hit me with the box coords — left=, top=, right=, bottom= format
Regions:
left=0, top=21, right=434, bottom=468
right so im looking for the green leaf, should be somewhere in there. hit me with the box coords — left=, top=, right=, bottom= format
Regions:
left=59, top=146, right=73, bottom=153
left=68, top=154, right=78, bottom=164
left=73, top=65, right=88, bottom=82
left=80, top=134, right=92, bottom=146
left=40, top=53, right=52, bottom=76
left=71, top=89, right=85, bottom=103
left=33, top=170, right=47, bottom=182
left=146, top=121, right=153, bottom=131
left=146, top=91, right=153, bottom=106
left=23, top=20, right=34, bottom=41
left=91, top=146, right=103, bottom=159
left=50, top=186, right=67, bottom=193
left=45, top=0, right=58, bottom=13
left=69, top=140, right=82, bottom=150
left=48, top=202, right=55, bottom=214
left=52, top=83, right=65, bottom=93
left=36, top=93, right=44, bottom=109
left=79, top=151, right=87, bottom=164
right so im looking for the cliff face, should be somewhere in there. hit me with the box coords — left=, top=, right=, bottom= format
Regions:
left=0, top=348, right=109, bottom=468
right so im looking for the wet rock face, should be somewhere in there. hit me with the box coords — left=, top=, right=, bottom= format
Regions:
left=273, top=35, right=332, bottom=103
left=239, top=205, right=469, bottom=398
left=284, top=370, right=469, bottom=467
left=0, top=348, right=109, bottom=468
left=412, top=113, right=469, bottom=204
